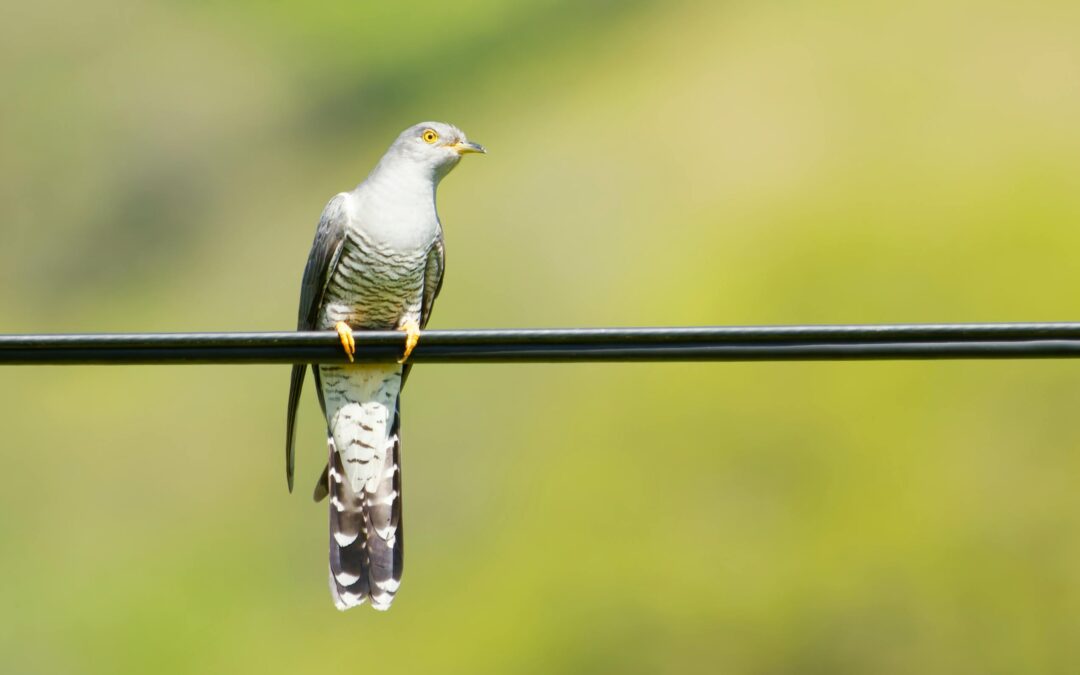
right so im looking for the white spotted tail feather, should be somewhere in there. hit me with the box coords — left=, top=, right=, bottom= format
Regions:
left=324, top=369, right=405, bottom=610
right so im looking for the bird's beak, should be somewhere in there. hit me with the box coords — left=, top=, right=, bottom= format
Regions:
left=452, top=140, right=486, bottom=155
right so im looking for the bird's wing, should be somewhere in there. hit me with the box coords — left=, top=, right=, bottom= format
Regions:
left=419, top=233, right=445, bottom=330
left=286, top=193, right=349, bottom=492
left=400, top=234, right=446, bottom=389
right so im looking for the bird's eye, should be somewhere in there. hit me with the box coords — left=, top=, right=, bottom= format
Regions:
left=421, top=129, right=439, bottom=144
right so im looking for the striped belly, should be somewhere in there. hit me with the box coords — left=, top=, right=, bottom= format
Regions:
left=319, top=229, right=427, bottom=331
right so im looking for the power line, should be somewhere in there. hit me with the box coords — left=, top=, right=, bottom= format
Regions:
left=4, top=323, right=1080, bottom=364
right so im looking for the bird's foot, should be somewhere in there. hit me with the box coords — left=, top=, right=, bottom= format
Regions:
left=335, top=321, right=356, bottom=362
left=398, top=319, right=421, bottom=364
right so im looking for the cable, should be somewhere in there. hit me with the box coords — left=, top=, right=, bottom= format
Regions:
left=4, top=323, right=1080, bottom=364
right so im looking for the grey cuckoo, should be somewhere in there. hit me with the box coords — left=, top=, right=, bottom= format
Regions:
left=285, top=122, right=484, bottom=610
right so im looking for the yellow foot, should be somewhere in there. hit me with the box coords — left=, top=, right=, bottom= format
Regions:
left=335, top=321, right=356, bottom=362
left=398, top=319, right=421, bottom=364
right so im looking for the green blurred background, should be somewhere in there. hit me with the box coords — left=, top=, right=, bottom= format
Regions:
left=2, top=0, right=1080, bottom=672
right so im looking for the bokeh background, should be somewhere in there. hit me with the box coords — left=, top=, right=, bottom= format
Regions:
left=2, top=0, right=1080, bottom=672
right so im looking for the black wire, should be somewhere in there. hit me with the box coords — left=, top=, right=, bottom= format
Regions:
left=4, top=324, right=1080, bottom=364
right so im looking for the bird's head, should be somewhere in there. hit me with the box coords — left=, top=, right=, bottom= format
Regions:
left=383, top=121, right=486, bottom=182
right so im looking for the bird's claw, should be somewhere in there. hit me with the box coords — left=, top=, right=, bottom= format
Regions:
left=335, top=322, right=356, bottom=362
left=398, top=320, right=420, bottom=364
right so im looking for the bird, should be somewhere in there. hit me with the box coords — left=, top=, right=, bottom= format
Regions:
left=285, top=122, right=485, bottom=610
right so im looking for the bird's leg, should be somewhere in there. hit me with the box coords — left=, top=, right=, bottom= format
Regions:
left=398, top=319, right=421, bottom=364
left=335, top=321, right=356, bottom=362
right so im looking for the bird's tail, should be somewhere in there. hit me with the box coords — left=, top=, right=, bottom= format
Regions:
left=326, top=395, right=404, bottom=611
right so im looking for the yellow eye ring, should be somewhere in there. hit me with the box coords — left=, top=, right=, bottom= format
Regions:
left=422, top=129, right=439, bottom=144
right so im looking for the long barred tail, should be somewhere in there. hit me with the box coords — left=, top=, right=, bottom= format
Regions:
left=326, top=397, right=404, bottom=610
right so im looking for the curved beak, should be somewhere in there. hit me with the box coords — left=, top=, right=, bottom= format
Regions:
left=452, top=140, right=486, bottom=155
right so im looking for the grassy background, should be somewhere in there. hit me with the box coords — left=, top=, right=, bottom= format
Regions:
left=3, top=0, right=1080, bottom=672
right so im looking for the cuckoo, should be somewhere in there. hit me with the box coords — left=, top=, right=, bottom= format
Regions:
left=285, top=122, right=484, bottom=610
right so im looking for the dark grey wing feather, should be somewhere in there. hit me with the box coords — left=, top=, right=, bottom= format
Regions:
left=419, top=233, right=445, bottom=330
left=312, top=462, right=330, bottom=502
left=285, top=193, right=349, bottom=492
left=400, top=235, right=446, bottom=388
